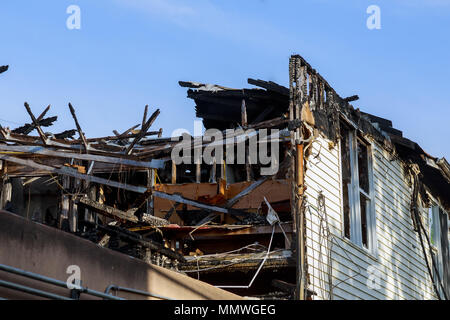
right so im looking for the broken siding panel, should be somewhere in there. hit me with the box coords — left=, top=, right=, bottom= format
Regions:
left=305, top=135, right=438, bottom=300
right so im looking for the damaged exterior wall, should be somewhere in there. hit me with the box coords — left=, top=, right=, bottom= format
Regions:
left=304, top=134, right=437, bottom=299
left=289, top=54, right=448, bottom=300
left=1, top=57, right=448, bottom=300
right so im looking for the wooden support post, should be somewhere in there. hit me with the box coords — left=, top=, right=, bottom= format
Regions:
left=0, top=164, right=11, bottom=210
left=59, top=175, right=71, bottom=229
left=146, top=169, right=155, bottom=215
left=242, top=98, right=252, bottom=181
left=71, top=176, right=81, bottom=233
left=0, top=144, right=166, bottom=170
left=241, top=98, right=248, bottom=128
left=171, top=160, right=177, bottom=184
left=84, top=183, right=97, bottom=224
left=163, top=202, right=181, bottom=221
left=91, top=222, right=183, bottom=261
left=221, top=160, right=226, bottom=181
left=210, top=158, right=216, bottom=183
left=245, top=148, right=252, bottom=182
left=196, top=162, right=201, bottom=183
left=142, top=104, right=148, bottom=128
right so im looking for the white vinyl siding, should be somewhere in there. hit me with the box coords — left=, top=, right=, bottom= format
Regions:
left=304, top=134, right=438, bottom=300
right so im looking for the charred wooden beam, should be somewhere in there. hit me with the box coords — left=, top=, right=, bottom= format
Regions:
left=196, top=163, right=201, bottom=183
left=13, top=105, right=53, bottom=134
left=178, top=81, right=232, bottom=91
left=126, top=108, right=160, bottom=155
left=113, top=124, right=140, bottom=145
left=251, top=106, right=275, bottom=125
left=0, top=65, right=8, bottom=74
left=225, top=177, right=269, bottom=208
left=113, top=124, right=141, bottom=145
left=0, top=154, right=148, bottom=193
left=68, top=103, right=89, bottom=152
left=164, top=202, right=182, bottom=220
left=77, top=196, right=168, bottom=225
left=343, top=95, right=359, bottom=102
left=23, top=102, right=48, bottom=145
left=142, top=105, right=148, bottom=129
left=271, top=279, right=295, bottom=294
left=13, top=116, right=57, bottom=135
left=88, top=222, right=185, bottom=261
left=0, top=145, right=165, bottom=169
left=72, top=130, right=160, bottom=144
left=247, top=78, right=290, bottom=96
left=171, top=160, right=177, bottom=184
left=54, top=129, right=77, bottom=139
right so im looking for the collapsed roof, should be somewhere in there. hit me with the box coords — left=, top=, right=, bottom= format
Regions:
left=181, top=54, right=450, bottom=211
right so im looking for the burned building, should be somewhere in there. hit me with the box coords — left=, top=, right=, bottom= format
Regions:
left=0, top=55, right=448, bottom=300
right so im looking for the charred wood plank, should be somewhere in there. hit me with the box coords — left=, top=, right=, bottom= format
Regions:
left=0, top=145, right=165, bottom=169
left=68, top=103, right=89, bottom=152
left=77, top=196, right=140, bottom=223
left=164, top=202, right=182, bottom=220
left=23, top=102, right=48, bottom=145
left=71, top=130, right=160, bottom=144
left=247, top=78, right=289, bottom=96
left=89, top=222, right=185, bottom=261
left=54, top=129, right=77, bottom=139
left=126, top=108, right=160, bottom=155
left=153, top=191, right=246, bottom=217
left=0, top=65, right=8, bottom=74
left=13, top=105, right=53, bottom=134
left=343, top=95, right=359, bottom=102
left=13, top=116, right=57, bottom=135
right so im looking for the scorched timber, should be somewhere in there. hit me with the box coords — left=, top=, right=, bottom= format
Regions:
left=0, top=155, right=148, bottom=194
left=0, top=145, right=165, bottom=169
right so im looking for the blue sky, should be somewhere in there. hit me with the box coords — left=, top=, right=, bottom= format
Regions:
left=0, top=0, right=449, bottom=159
